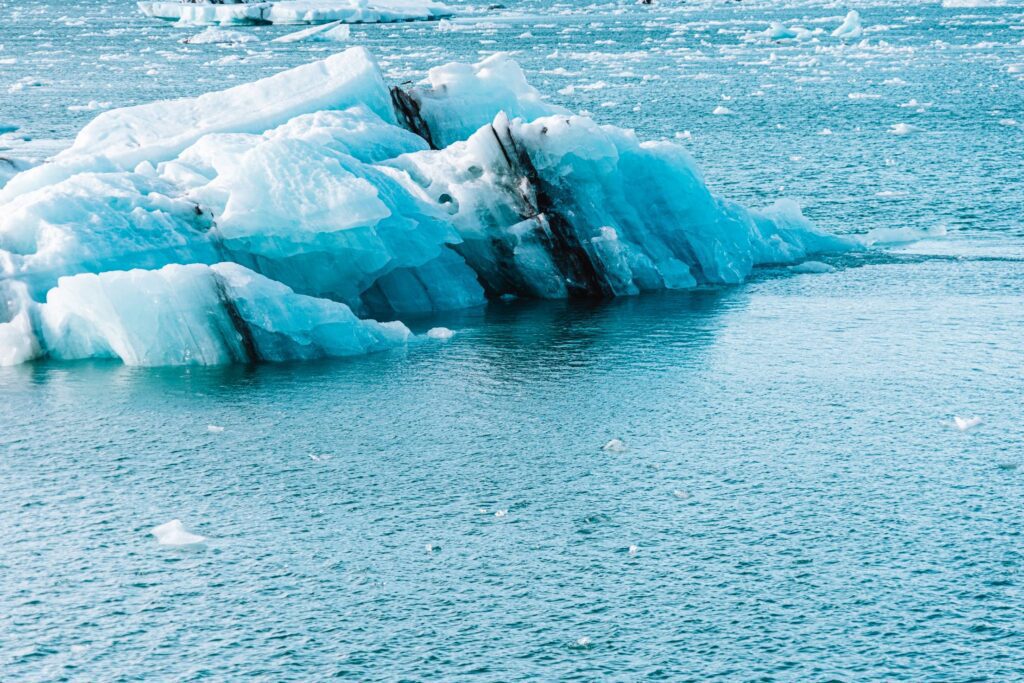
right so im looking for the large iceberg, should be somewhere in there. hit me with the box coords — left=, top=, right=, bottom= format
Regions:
left=138, top=0, right=454, bottom=26
left=0, top=48, right=856, bottom=367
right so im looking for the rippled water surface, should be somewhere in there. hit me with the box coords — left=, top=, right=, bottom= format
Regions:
left=2, top=0, right=1023, bottom=680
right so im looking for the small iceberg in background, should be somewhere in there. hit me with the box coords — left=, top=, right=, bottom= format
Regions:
left=859, top=224, right=947, bottom=246
left=183, top=28, right=259, bottom=44
left=953, top=416, right=983, bottom=431
left=207, top=424, right=225, bottom=433
left=832, top=10, right=864, bottom=40
left=789, top=261, right=836, bottom=274
left=138, top=0, right=455, bottom=26
left=602, top=438, right=628, bottom=452
left=151, top=519, right=207, bottom=546
left=272, top=20, right=351, bottom=43
left=426, top=327, right=455, bottom=340
left=890, top=123, right=922, bottom=136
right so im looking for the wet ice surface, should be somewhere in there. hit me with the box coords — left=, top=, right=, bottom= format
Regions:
left=2, top=0, right=1024, bottom=679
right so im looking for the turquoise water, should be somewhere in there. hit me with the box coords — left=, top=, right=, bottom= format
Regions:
left=2, top=1, right=1024, bottom=680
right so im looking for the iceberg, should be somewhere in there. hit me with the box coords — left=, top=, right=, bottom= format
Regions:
left=832, top=10, right=864, bottom=40
left=0, top=48, right=856, bottom=367
left=138, top=0, right=453, bottom=26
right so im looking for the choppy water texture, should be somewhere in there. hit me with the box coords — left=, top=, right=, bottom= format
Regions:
left=2, top=0, right=1024, bottom=680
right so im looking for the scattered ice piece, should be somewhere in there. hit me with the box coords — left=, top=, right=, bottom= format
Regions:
left=883, top=77, right=908, bottom=86
left=272, top=20, right=351, bottom=43
left=494, top=509, right=508, bottom=518
left=832, top=10, right=864, bottom=41
left=789, top=261, right=835, bottom=274
left=425, top=543, right=436, bottom=553
left=0, top=121, right=18, bottom=134
left=207, top=424, right=225, bottom=433
left=953, top=416, right=982, bottom=431
left=183, top=28, right=258, bottom=44
left=673, top=489, right=691, bottom=500
left=753, top=21, right=816, bottom=43
left=602, top=438, right=628, bottom=452
left=68, top=100, right=112, bottom=112
left=712, top=105, right=733, bottom=116
left=889, top=123, right=921, bottom=135
left=942, top=0, right=1007, bottom=6
left=628, top=544, right=639, bottom=556
left=7, top=77, right=48, bottom=94
left=151, top=519, right=206, bottom=546
left=859, top=224, right=947, bottom=246
left=818, top=128, right=833, bottom=136
left=478, top=507, right=488, bottom=514
left=575, top=637, right=592, bottom=647
left=426, top=327, right=455, bottom=340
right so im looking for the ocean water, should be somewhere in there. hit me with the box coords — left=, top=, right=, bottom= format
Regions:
left=2, top=0, right=1024, bottom=680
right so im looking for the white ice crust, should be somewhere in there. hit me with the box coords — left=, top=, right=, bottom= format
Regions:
left=0, top=48, right=856, bottom=367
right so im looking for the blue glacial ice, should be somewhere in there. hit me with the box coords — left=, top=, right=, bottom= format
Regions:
left=0, top=47, right=857, bottom=367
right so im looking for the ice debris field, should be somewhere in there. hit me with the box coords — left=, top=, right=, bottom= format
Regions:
left=0, top=47, right=856, bottom=368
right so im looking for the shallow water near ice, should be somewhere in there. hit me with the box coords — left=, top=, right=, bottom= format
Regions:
left=2, top=0, right=1024, bottom=679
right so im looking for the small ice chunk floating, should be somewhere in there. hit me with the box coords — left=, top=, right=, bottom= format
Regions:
left=137, top=0, right=454, bottom=26
left=0, top=49, right=857, bottom=367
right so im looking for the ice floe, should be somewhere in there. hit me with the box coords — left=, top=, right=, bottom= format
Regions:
left=953, top=416, right=983, bottom=431
left=151, top=519, right=207, bottom=546
left=271, top=19, right=351, bottom=42
left=183, top=27, right=259, bottom=44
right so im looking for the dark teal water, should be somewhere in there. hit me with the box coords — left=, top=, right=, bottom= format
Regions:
left=2, top=0, right=1024, bottom=679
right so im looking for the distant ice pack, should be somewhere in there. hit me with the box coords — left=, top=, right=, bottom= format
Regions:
left=0, top=48, right=858, bottom=367
left=137, top=0, right=454, bottom=26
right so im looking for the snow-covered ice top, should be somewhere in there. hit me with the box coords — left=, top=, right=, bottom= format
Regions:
left=0, top=48, right=857, bottom=367
left=138, top=0, right=454, bottom=26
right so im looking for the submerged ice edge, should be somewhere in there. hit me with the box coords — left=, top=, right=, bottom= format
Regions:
left=0, top=47, right=859, bottom=368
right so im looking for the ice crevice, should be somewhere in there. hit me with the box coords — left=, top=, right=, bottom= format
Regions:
left=0, top=47, right=858, bottom=367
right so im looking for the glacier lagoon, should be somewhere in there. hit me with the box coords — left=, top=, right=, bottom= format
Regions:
left=2, top=0, right=1024, bottom=679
